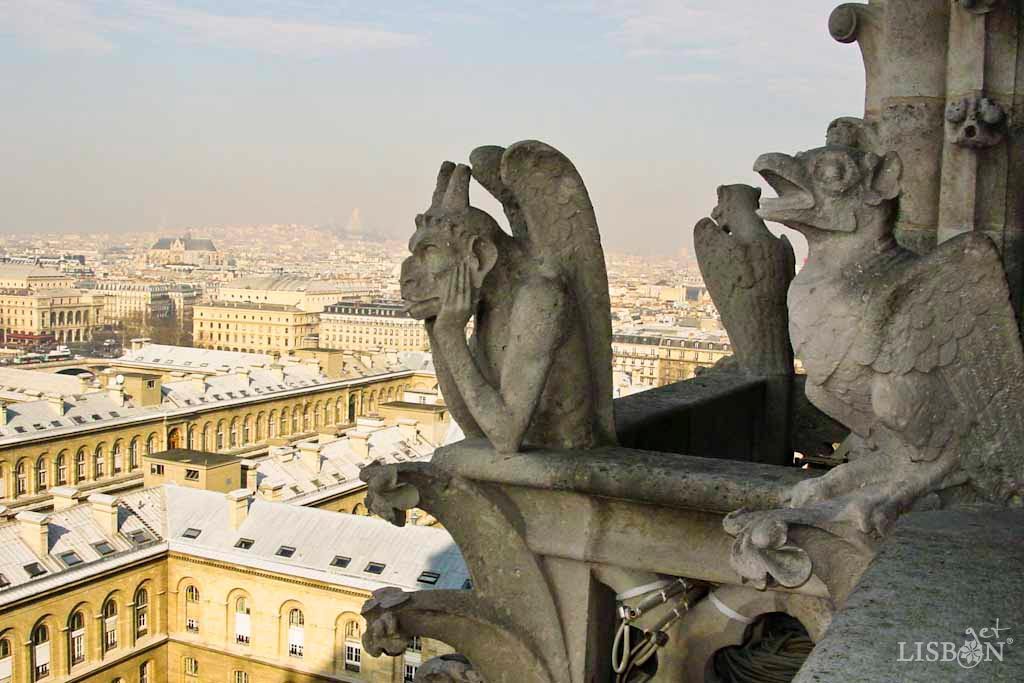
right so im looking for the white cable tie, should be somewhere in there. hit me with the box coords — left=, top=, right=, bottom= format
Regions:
left=616, top=579, right=674, bottom=602
left=709, top=592, right=754, bottom=625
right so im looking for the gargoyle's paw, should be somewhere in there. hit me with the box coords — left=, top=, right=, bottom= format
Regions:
left=787, top=477, right=837, bottom=508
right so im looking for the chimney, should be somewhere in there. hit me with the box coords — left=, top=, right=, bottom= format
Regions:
left=258, top=480, right=285, bottom=502
left=89, top=493, right=120, bottom=536
left=297, top=441, right=322, bottom=474
left=318, top=430, right=338, bottom=446
left=269, top=364, right=285, bottom=383
left=107, top=387, right=125, bottom=407
left=398, top=418, right=419, bottom=442
left=51, top=485, right=81, bottom=511
left=235, top=367, right=251, bottom=385
left=0, top=402, right=7, bottom=426
left=46, top=393, right=66, bottom=416
left=348, top=430, right=370, bottom=460
left=16, top=511, right=50, bottom=557
left=241, top=461, right=258, bottom=491
left=226, top=489, right=251, bottom=529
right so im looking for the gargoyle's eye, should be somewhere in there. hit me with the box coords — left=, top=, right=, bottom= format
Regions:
left=812, top=153, right=861, bottom=197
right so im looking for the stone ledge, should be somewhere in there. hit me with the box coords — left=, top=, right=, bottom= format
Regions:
left=795, top=507, right=1024, bottom=682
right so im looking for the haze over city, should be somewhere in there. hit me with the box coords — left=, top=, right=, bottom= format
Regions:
left=1, top=0, right=863, bottom=255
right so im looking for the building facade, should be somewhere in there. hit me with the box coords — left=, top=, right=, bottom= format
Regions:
left=0, top=483, right=463, bottom=683
left=147, top=237, right=224, bottom=267
left=319, top=302, right=429, bottom=353
left=0, top=265, right=75, bottom=291
left=0, top=344, right=435, bottom=508
left=193, top=303, right=320, bottom=355
left=78, top=282, right=174, bottom=326
left=216, top=277, right=353, bottom=314
left=0, top=290, right=105, bottom=348
left=612, top=333, right=732, bottom=389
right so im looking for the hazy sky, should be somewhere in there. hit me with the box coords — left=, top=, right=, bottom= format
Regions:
left=0, top=1, right=864, bottom=255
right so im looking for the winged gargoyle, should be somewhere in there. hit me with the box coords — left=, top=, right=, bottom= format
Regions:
left=399, top=140, right=616, bottom=453
left=751, top=143, right=1024, bottom=534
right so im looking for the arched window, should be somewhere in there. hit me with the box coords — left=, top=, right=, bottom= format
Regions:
left=184, top=586, right=200, bottom=633
left=93, top=445, right=105, bottom=479
left=139, top=660, right=152, bottom=683
left=129, top=438, right=140, bottom=470
left=234, top=597, right=251, bottom=645
left=313, top=402, right=322, bottom=428
left=230, top=418, right=239, bottom=448
left=35, top=457, right=47, bottom=492
left=0, top=637, right=12, bottom=682
left=291, top=408, right=299, bottom=433
left=15, top=461, right=27, bottom=497
left=146, top=434, right=157, bottom=455
left=135, top=587, right=149, bottom=637
left=69, top=610, right=86, bottom=666
left=111, top=440, right=123, bottom=474
left=344, top=620, right=361, bottom=640
left=243, top=415, right=253, bottom=444
left=216, top=421, right=225, bottom=450
left=303, top=404, right=311, bottom=431
left=187, top=426, right=196, bottom=450
left=55, top=452, right=67, bottom=486
left=280, top=409, right=289, bottom=436
left=202, top=423, right=212, bottom=450
left=102, top=600, right=118, bottom=652
left=32, top=624, right=50, bottom=681
left=288, top=608, right=304, bottom=657
left=268, top=410, right=278, bottom=438
left=233, top=672, right=249, bottom=683
left=75, top=448, right=86, bottom=482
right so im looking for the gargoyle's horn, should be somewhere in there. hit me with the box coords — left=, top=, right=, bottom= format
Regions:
left=431, top=161, right=457, bottom=211
left=442, top=164, right=472, bottom=211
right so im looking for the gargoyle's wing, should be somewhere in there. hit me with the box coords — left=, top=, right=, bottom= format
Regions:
left=693, top=204, right=794, bottom=374
left=472, top=141, right=616, bottom=446
left=853, top=233, right=1024, bottom=499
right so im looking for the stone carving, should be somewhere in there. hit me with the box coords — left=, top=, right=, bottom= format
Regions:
left=723, top=509, right=812, bottom=590
left=694, top=185, right=795, bottom=376
left=958, top=0, right=1000, bottom=14
left=415, top=655, right=486, bottom=683
left=399, top=141, right=616, bottom=453
left=361, top=461, right=572, bottom=683
left=751, top=143, right=1024, bottom=535
left=945, top=95, right=1006, bottom=148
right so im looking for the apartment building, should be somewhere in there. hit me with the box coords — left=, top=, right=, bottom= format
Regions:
left=319, top=301, right=429, bottom=353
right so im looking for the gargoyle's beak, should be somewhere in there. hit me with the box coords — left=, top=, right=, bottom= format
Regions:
left=753, top=153, right=815, bottom=226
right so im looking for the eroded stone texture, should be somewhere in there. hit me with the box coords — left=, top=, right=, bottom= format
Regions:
left=753, top=143, right=1024, bottom=536
left=399, top=141, right=615, bottom=454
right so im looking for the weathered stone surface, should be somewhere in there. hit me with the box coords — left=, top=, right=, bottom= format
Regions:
left=756, top=143, right=1024, bottom=535
left=794, top=508, right=1024, bottom=682
left=399, top=141, right=615, bottom=454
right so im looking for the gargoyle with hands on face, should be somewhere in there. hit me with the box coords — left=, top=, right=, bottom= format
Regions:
left=400, top=141, right=616, bottom=454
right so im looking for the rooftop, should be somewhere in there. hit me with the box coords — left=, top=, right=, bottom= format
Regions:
left=145, top=448, right=240, bottom=468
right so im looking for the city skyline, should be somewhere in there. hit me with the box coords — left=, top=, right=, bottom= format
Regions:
left=1, top=1, right=863, bottom=257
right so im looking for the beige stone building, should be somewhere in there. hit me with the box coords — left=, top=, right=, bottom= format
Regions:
left=147, top=236, right=224, bottom=267
left=78, top=282, right=173, bottom=326
left=0, top=289, right=105, bottom=348
left=612, top=333, right=732, bottom=389
left=193, top=302, right=320, bottom=355
left=0, top=482, right=463, bottom=683
left=0, top=344, right=436, bottom=509
left=319, top=302, right=429, bottom=353
left=0, top=265, right=75, bottom=291
left=217, top=277, right=353, bottom=313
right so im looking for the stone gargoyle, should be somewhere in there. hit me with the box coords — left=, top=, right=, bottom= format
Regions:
left=750, top=143, right=1024, bottom=535
left=399, top=140, right=616, bottom=453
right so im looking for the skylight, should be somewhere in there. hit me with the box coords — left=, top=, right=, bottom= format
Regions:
left=182, top=528, right=202, bottom=540
left=128, top=530, right=153, bottom=545
left=417, top=571, right=441, bottom=585
left=24, top=562, right=47, bottom=578
left=330, top=556, right=351, bottom=568
left=93, top=541, right=115, bottom=555
left=59, top=551, right=84, bottom=567
left=365, top=562, right=386, bottom=575
left=235, top=538, right=254, bottom=550
left=276, top=545, right=296, bottom=558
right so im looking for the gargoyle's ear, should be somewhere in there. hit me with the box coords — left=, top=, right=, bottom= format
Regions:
left=865, top=151, right=902, bottom=206
left=466, top=235, right=498, bottom=288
